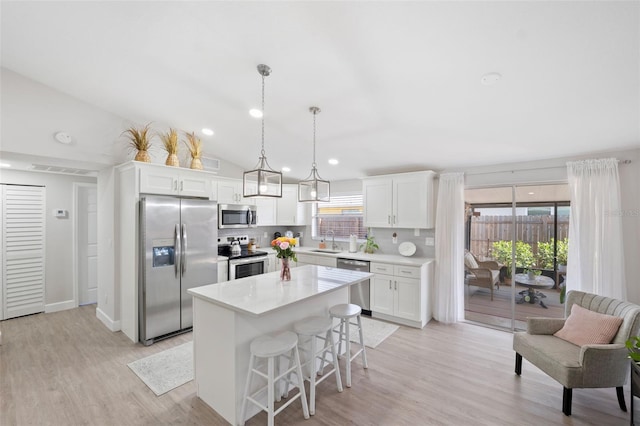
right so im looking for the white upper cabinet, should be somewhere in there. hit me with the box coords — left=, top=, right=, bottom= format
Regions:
left=276, top=184, right=308, bottom=226
left=255, top=197, right=277, bottom=226
left=362, top=171, right=436, bottom=229
left=362, top=178, right=392, bottom=228
left=138, top=162, right=214, bottom=199
left=217, top=178, right=246, bottom=204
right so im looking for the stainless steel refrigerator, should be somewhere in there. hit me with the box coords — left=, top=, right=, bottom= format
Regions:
left=139, top=195, right=217, bottom=345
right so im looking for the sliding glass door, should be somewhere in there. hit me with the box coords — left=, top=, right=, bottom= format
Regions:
left=464, top=184, right=569, bottom=330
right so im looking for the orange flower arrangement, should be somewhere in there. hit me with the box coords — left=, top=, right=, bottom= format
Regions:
left=271, top=237, right=297, bottom=262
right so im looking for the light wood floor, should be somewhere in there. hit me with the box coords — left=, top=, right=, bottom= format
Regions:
left=0, top=304, right=633, bottom=425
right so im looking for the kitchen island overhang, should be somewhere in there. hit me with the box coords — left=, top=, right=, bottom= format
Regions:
left=188, top=265, right=373, bottom=425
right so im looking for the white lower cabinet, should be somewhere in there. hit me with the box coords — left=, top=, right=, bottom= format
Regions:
left=218, top=259, right=228, bottom=283
left=266, top=253, right=277, bottom=273
left=371, top=260, right=433, bottom=328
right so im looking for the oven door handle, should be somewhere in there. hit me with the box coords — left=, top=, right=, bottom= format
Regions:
left=229, top=256, right=268, bottom=265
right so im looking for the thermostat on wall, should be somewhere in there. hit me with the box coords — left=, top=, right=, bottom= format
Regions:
left=53, top=209, right=68, bottom=218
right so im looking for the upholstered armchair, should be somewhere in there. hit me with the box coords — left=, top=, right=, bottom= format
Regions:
left=513, top=290, right=640, bottom=416
left=464, top=251, right=501, bottom=301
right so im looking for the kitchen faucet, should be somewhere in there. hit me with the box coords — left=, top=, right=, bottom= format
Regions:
left=325, top=230, right=339, bottom=250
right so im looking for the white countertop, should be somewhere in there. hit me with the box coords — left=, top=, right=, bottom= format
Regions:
left=294, top=246, right=434, bottom=266
left=188, top=265, right=372, bottom=316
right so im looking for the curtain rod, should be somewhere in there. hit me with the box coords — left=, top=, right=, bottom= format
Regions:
left=464, top=159, right=631, bottom=177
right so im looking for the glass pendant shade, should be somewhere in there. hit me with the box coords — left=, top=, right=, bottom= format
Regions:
left=243, top=157, right=283, bottom=197
left=298, top=106, right=330, bottom=202
left=298, top=169, right=330, bottom=202
left=243, top=63, right=283, bottom=198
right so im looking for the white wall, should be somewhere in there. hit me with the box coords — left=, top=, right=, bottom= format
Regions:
left=0, top=169, right=97, bottom=311
left=1, top=68, right=128, bottom=167
left=96, top=167, right=118, bottom=330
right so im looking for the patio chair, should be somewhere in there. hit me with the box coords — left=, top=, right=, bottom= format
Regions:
left=464, top=250, right=501, bottom=301
left=513, top=290, right=640, bottom=416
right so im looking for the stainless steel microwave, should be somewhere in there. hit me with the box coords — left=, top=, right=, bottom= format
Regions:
left=218, top=204, right=257, bottom=229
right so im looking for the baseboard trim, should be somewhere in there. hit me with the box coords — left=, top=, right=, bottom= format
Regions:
left=45, top=299, right=76, bottom=313
left=372, top=312, right=424, bottom=329
left=96, top=307, right=121, bottom=332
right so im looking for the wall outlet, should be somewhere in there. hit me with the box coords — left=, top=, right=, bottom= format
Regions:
left=263, top=232, right=268, bottom=238
left=392, top=236, right=398, bottom=244
left=414, top=228, right=420, bottom=236
left=425, top=237, right=435, bottom=246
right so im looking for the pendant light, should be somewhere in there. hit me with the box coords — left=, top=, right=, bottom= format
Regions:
left=243, top=64, right=282, bottom=198
left=298, top=106, right=330, bottom=202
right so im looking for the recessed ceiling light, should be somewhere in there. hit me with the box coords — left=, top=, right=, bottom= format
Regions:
left=528, top=192, right=535, bottom=195
left=328, top=159, right=339, bottom=165
left=480, top=72, right=502, bottom=86
left=281, top=167, right=291, bottom=172
left=249, top=109, right=263, bottom=118
left=202, top=128, right=214, bottom=136
left=0, top=163, right=11, bottom=168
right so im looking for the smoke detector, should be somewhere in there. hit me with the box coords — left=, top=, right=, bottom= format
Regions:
left=481, top=73, right=502, bottom=86
left=54, top=131, right=73, bottom=144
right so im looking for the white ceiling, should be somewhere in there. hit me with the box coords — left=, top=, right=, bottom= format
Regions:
left=1, top=1, right=639, bottom=181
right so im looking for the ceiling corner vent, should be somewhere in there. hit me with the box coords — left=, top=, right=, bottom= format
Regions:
left=201, top=156, right=220, bottom=173
left=29, top=163, right=97, bottom=176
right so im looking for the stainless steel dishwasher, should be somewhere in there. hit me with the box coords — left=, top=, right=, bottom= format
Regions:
left=337, top=258, right=371, bottom=316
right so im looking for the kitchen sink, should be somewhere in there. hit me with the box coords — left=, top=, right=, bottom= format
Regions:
left=309, top=249, right=342, bottom=254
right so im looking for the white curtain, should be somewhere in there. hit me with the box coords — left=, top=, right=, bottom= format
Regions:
left=566, top=158, right=626, bottom=299
left=433, top=172, right=465, bottom=323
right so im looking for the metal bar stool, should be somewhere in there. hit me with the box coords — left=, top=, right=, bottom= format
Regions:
left=292, top=316, right=343, bottom=415
left=326, top=303, right=368, bottom=387
left=240, top=331, right=310, bottom=426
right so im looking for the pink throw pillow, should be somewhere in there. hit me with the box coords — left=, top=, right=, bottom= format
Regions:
left=554, top=304, right=623, bottom=346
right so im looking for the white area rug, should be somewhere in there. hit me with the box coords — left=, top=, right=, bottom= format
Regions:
left=348, top=316, right=399, bottom=348
left=127, top=341, right=193, bottom=396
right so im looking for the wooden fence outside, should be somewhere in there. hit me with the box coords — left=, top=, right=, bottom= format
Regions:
left=470, top=215, right=569, bottom=259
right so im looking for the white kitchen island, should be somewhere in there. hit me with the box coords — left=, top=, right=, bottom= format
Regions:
left=187, top=265, right=373, bottom=425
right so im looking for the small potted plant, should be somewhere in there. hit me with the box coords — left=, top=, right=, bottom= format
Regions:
left=626, top=337, right=640, bottom=362
left=184, top=131, right=203, bottom=170
left=123, top=123, right=153, bottom=162
left=557, top=238, right=569, bottom=272
left=160, top=128, right=180, bottom=167
left=360, top=232, right=379, bottom=254
left=626, top=337, right=640, bottom=375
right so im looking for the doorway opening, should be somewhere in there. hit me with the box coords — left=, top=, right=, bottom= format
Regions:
left=464, top=184, right=569, bottom=330
left=74, top=183, right=97, bottom=306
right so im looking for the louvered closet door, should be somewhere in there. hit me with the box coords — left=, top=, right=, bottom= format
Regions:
left=1, top=184, right=45, bottom=320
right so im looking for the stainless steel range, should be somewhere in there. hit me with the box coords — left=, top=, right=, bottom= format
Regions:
left=218, top=235, right=269, bottom=280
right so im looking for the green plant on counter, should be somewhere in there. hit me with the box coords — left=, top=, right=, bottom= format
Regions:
left=360, top=233, right=379, bottom=254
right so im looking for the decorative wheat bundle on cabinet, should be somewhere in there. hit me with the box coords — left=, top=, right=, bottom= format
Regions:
left=160, top=128, right=180, bottom=167
left=123, top=123, right=153, bottom=162
left=185, top=132, right=203, bottom=170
